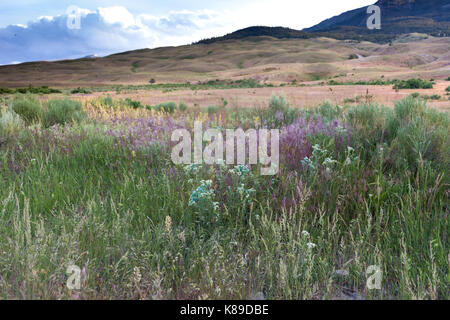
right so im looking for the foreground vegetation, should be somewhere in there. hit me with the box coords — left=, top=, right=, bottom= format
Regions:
left=0, top=93, right=448, bottom=299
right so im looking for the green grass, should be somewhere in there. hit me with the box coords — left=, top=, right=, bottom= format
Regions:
left=0, top=86, right=61, bottom=95
left=0, top=95, right=448, bottom=300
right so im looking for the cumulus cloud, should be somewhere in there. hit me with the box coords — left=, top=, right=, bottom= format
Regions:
left=0, top=6, right=227, bottom=65
left=0, top=1, right=376, bottom=65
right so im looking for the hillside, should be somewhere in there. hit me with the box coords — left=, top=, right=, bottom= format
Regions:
left=0, top=36, right=449, bottom=88
left=197, top=26, right=311, bottom=44
left=305, top=0, right=450, bottom=40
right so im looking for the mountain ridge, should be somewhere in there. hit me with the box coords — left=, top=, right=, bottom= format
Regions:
left=304, top=0, right=450, bottom=36
left=197, top=0, right=449, bottom=44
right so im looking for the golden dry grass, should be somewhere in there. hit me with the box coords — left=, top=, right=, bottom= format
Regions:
left=0, top=36, right=448, bottom=110
left=0, top=36, right=449, bottom=87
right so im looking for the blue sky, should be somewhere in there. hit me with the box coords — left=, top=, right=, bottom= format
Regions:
left=0, top=0, right=375, bottom=65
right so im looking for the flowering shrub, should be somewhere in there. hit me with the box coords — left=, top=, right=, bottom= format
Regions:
left=280, top=116, right=350, bottom=171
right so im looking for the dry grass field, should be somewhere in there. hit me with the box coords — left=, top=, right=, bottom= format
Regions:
left=0, top=36, right=448, bottom=86
left=78, top=80, right=448, bottom=111
left=1, top=35, right=449, bottom=110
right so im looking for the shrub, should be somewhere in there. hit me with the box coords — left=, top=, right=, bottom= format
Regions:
left=421, top=94, right=441, bottom=101
left=207, top=105, right=218, bottom=114
left=102, top=95, right=114, bottom=107
left=394, top=95, right=427, bottom=123
left=71, top=87, right=92, bottom=94
left=178, top=101, right=188, bottom=112
left=346, top=104, right=393, bottom=156
left=12, top=94, right=42, bottom=124
left=0, top=87, right=14, bottom=95
left=430, top=94, right=441, bottom=100
left=393, top=78, right=433, bottom=90
left=0, top=109, right=24, bottom=136
left=264, top=95, right=298, bottom=128
left=43, top=98, right=86, bottom=128
left=410, top=92, right=420, bottom=98
left=14, top=85, right=61, bottom=94
left=445, top=86, right=450, bottom=92
left=347, top=96, right=449, bottom=172
left=124, top=98, right=143, bottom=109
left=157, top=102, right=177, bottom=113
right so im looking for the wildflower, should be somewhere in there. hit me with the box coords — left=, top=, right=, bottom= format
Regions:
left=312, top=144, right=322, bottom=153
left=301, top=157, right=315, bottom=170
left=165, top=215, right=172, bottom=233
left=229, top=165, right=251, bottom=177
left=177, top=230, right=186, bottom=242
left=275, top=111, right=284, bottom=122
left=184, top=164, right=201, bottom=175
left=131, top=150, right=136, bottom=158
left=189, top=180, right=215, bottom=207
left=132, top=266, right=142, bottom=284
left=307, top=242, right=317, bottom=249
left=302, top=230, right=310, bottom=237
left=323, top=157, right=337, bottom=167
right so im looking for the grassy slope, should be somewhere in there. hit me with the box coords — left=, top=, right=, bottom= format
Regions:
left=0, top=36, right=449, bottom=88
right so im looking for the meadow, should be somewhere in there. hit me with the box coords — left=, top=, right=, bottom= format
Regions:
left=0, top=93, right=448, bottom=300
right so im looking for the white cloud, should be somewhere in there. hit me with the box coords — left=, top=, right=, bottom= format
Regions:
left=98, top=6, right=136, bottom=27
left=0, top=1, right=376, bottom=65
left=0, top=6, right=226, bottom=64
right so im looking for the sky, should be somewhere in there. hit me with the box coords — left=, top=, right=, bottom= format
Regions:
left=0, top=0, right=376, bottom=65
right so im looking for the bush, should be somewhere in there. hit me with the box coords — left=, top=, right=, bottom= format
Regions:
left=393, top=78, right=433, bottom=90
left=12, top=94, right=43, bottom=124
left=429, top=94, right=441, bottom=100
left=43, top=98, right=86, bottom=128
left=445, top=86, right=450, bottom=92
left=0, top=109, right=24, bottom=136
left=0, top=87, right=14, bottom=95
left=409, top=92, right=420, bottom=98
left=102, top=95, right=114, bottom=107
left=157, top=102, right=177, bottom=113
left=348, top=96, right=449, bottom=172
left=15, top=85, right=61, bottom=94
left=178, top=101, right=188, bottom=112
left=264, top=95, right=298, bottom=128
left=207, top=105, right=218, bottom=114
left=71, top=87, right=92, bottom=94
left=421, top=94, right=441, bottom=101
left=124, top=98, right=143, bottom=109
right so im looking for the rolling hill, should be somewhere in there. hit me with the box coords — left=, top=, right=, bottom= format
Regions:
left=305, top=0, right=450, bottom=40
left=0, top=0, right=449, bottom=88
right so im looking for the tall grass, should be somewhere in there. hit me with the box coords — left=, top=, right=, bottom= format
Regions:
left=0, top=95, right=448, bottom=300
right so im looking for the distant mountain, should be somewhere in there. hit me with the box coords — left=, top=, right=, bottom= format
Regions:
left=82, top=54, right=99, bottom=59
left=305, top=0, right=450, bottom=39
left=197, top=26, right=311, bottom=44
left=198, top=1, right=449, bottom=45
